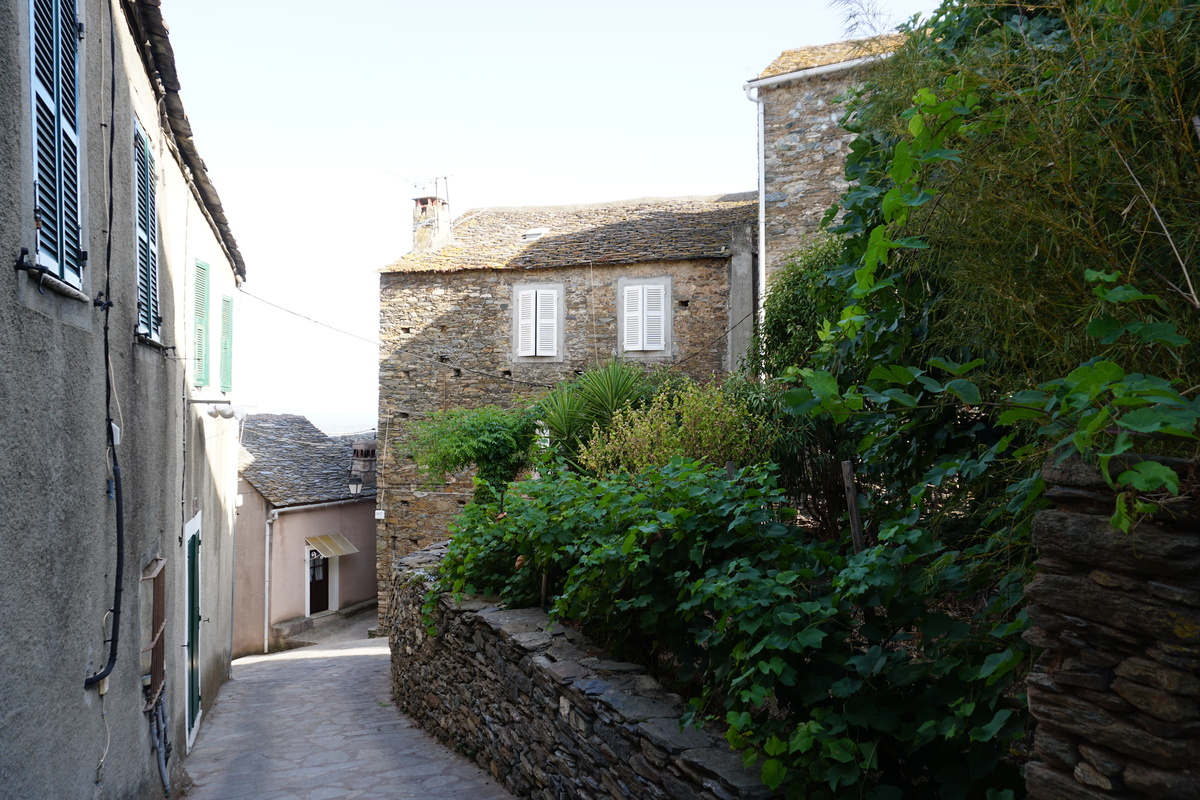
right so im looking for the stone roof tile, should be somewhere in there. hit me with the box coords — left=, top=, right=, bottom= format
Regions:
left=383, top=193, right=755, bottom=274
left=239, top=414, right=375, bottom=508
left=757, top=34, right=903, bottom=80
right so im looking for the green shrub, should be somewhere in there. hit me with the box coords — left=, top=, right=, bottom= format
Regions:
left=537, top=359, right=655, bottom=469
left=751, top=233, right=845, bottom=376
left=578, top=382, right=772, bottom=475
left=433, top=460, right=1026, bottom=799
left=403, top=405, right=539, bottom=502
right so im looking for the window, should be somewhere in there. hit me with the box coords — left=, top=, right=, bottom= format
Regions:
left=134, top=123, right=160, bottom=339
left=219, top=295, right=234, bottom=392
left=513, top=283, right=562, bottom=360
left=619, top=278, right=671, bottom=355
left=31, top=0, right=83, bottom=286
left=193, top=261, right=209, bottom=387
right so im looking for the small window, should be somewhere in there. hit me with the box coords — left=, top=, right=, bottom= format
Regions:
left=134, top=123, right=160, bottom=340
left=219, top=295, right=234, bottom=392
left=31, top=0, right=84, bottom=286
left=141, top=558, right=166, bottom=710
left=193, top=261, right=210, bottom=387
left=619, top=278, right=671, bottom=355
left=520, top=227, right=550, bottom=242
left=513, top=283, right=563, bottom=360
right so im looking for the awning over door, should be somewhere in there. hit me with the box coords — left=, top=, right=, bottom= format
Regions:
left=305, top=533, right=359, bottom=558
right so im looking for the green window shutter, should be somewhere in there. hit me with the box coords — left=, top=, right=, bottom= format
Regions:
left=193, top=261, right=209, bottom=387
left=134, top=125, right=160, bottom=338
left=219, top=296, right=234, bottom=392
left=31, top=0, right=83, bottom=285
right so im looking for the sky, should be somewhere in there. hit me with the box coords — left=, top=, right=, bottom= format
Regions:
left=162, top=0, right=943, bottom=435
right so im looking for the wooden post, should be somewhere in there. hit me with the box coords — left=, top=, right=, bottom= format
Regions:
left=842, top=460, right=865, bottom=554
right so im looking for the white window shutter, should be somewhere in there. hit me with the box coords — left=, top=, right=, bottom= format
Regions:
left=643, top=284, right=666, bottom=351
left=623, top=285, right=643, bottom=351
left=517, top=290, right=536, bottom=356
left=535, top=289, right=557, bottom=356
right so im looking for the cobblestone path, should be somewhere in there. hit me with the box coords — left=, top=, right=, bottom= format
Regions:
left=180, top=612, right=514, bottom=800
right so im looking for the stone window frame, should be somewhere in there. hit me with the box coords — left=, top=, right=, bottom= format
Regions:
left=511, top=281, right=564, bottom=363
left=616, top=276, right=673, bottom=360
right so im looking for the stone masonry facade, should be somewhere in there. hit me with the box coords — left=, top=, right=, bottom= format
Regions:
left=388, top=544, right=774, bottom=800
left=375, top=259, right=735, bottom=623
left=1024, top=457, right=1200, bottom=799
left=759, top=71, right=859, bottom=276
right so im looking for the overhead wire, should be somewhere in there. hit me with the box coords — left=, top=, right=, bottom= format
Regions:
left=241, top=285, right=754, bottom=390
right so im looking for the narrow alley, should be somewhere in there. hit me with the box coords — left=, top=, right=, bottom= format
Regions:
left=180, top=612, right=514, bottom=800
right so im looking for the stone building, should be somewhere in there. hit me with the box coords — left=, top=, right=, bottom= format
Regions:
left=745, top=36, right=899, bottom=284
left=0, top=2, right=245, bottom=796
left=374, top=193, right=756, bottom=620
left=234, top=415, right=378, bottom=657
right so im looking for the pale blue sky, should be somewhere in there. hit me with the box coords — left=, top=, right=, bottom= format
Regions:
left=163, top=0, right=942, bottom=433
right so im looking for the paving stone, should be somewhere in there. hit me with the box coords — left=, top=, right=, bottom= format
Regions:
left=182, top=613, right=514, bottom=800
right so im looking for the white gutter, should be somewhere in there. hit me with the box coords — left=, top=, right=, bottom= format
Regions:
left=743, top=55, right=882, bottom=92
left=271, top=496, right=369, bottom=516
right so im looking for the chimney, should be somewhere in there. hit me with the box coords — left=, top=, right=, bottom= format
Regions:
left=351, top=438, right=377, bottom=485
left=412, top=194, right=451, bottom=253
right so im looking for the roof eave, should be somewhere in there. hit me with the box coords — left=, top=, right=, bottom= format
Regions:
left=122, top=1, right=246, bottom=281
left=745, top=52, right=891, bottom=92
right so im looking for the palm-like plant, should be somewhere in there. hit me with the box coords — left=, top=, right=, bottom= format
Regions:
left=536, top=360, right=653, bottom=469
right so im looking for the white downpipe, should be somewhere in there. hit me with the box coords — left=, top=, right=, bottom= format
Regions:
left=263, top=515, right=273, bottom=654
left=746, top=83, right=768, bottom=332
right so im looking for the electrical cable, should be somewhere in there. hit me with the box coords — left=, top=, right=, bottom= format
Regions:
left=241, top=282, right=751, bottom=389
left=85, top=0, right=123, bottom=690
left=673, top=308, right=757, bottom=368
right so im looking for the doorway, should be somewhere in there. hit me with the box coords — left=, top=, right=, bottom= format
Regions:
left=308, top=549, right=329, bottom=614
left=184, top=512, right=203, bottom=747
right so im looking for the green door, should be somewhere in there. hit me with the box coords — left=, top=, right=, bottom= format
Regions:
left=187, top=531, right=201, bottom=731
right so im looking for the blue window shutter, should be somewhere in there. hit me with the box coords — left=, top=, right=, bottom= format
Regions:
left=135, top=126, right=160, bottom=338
left=31, top=0, right=82, bottom=285
left=194, top=261, right=210, bottom=387
left=219, top=296, right=234, bottom=392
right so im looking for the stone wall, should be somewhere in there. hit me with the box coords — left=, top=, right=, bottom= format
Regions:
left=1024, top=458, right=1200, bottom=798
left=759, top=70, right=859, bottom=276
left=387, top=545, right=773, bottom=800
left=375, top=259, right=734, bottom=623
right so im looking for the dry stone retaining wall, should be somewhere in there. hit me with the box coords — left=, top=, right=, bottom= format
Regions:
left=1024, top=458, right=1200, bottom=798
left=387, top=544, right=773, bottom=800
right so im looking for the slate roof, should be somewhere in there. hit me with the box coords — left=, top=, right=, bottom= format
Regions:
left=383, top=194, right=756, bottom=273
left=124, top=2, right=245, bottom=279
left=240, top=414, right=376, bottom=508
left=757, top=34, right=903, bottom=80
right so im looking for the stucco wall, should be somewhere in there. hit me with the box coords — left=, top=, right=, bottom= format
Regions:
left=233, top=481, right=270, bottom=657
left=375, top=258, right=734, bottom=623
left=270, top=502, right=377, bottom=623
left=0, top=3, right=241, bottom=797
left=758, top=70, right=859, bottom=276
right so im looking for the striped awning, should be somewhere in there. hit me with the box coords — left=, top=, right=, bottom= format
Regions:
left=305, top=533, right=359, bottom=558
